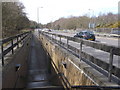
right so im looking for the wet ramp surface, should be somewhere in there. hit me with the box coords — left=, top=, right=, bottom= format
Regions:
left=26, top=34, right=63, bottom=89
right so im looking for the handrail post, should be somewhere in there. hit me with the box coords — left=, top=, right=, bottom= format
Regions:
left=59, top=36, right=61, bottom=45
left=20, top=35, right=22, bottom=46
left=55, top=34, right=56, bottom=42
left=108, top=48, right=114, bottom=82
left=67, top=37, right=69, bottom=48
left=79, top=41, right=83, bottom=61
left=51, top=34, right=53, bottom=40
left=11, top=39, right=14, bottom=54
left=1, top=44, right=4, bottom=66
left=17, top=36, right=19, bottom=48
left=53, top=34, right=55, bottom=42
left=39, top=31, right=40, bottom=39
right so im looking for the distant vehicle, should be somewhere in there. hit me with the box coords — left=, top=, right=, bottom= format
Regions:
left=74, top=30, right=95, bottom=41
left=41, top=28, right=52, bottom=32
left=111, top=30, right=120, bottom=34
left=48, top=29, right=52, bottom=32
left=109, top=30, right=120, bottom=37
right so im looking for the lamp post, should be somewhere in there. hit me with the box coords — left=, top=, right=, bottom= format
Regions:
left=88, top=9, right=94, bottom=30
left=37, top=7, right=43, bottom=28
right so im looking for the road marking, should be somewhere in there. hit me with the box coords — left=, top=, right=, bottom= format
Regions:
left=101, top=42, right=107, bottom=44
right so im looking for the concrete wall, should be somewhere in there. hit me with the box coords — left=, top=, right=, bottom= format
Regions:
left=2, top=35, right=31, bottom=88
left=39, top=34, right=119, bottom=88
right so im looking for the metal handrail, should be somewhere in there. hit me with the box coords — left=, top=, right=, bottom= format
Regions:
left=39, top=31, right=120, bottom=83
left=1, top=31, right=31, bottom=66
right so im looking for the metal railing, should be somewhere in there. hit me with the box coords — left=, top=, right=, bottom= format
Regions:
left=39, top=31, right=120, bottom=83
left=1, top=31, right=31, bottom=66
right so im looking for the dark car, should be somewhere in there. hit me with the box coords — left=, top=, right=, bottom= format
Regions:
left=74, top=30, right=95, bottom=41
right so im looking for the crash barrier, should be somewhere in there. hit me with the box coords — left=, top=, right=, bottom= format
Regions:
left=39, top=31, right=120, bottom=84
left=1, top=31, right=31, bottom=66
left=95, top=33, right=120, bottom=38
left=57, top=30, right=120, bottom=38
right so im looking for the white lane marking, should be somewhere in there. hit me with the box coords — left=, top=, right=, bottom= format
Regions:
left=101, top=42, right=107, bottom=44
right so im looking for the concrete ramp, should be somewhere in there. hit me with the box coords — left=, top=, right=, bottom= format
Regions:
left=26, top=34, right=63, bottom=89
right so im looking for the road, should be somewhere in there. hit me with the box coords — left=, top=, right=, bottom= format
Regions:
left=50, top=30, right=119, bottom=47
left=96, top=37, right=119, bottom=47
left=40, top=30, right=119, bottom=68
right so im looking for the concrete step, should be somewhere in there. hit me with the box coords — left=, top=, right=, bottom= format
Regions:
left=27, top=81, right=63, bottom=89
left=28, top=69, right=49, bottom=82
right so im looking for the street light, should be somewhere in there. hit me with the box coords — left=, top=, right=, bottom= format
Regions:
left=37, top=7, right=43, bottom=28
left=88, top=9, right=95, bottom=29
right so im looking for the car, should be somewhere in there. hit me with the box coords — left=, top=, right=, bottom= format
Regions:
left=109, top=30, right=120, bottom=37
left=48, top=29, right=52, bottom=32
left=74, top=30, right=95, bottom=41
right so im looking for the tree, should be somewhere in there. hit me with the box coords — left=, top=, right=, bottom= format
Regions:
left=2, top=2, right=30, bottom=38
left=30, top=21, right=38, bottom=29
left=49, top=12, right=118, bottom=30
left=46, top=23, right=52, bottom=29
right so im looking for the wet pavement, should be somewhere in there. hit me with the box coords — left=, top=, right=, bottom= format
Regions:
left=26, top=33, right=63, bottom=89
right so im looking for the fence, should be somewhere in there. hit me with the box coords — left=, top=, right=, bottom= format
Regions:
left=1, top=31, right=31, bottom=66
left=39, top=31, right=120, bottom=83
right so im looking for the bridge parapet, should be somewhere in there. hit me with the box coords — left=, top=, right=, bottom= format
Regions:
left=39, top=32, right=120, bottom=88
left=39, top=31, right=120, bottom=83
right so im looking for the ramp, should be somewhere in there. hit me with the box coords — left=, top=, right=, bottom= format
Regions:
left=26, top=34, right=63, bottom=89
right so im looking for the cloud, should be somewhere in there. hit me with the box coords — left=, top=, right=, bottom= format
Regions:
left=20, top=0, right=119, bottom=24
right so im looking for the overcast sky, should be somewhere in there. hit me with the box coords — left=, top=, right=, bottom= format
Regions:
left=19, top=0, right=119, bottom=24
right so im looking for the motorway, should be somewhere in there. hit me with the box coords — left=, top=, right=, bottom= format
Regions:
left=40, top=30, right=119, bottom=68
left=51, top=30, right=119, bottom=47
left=1, top=29, right=120, bottom=72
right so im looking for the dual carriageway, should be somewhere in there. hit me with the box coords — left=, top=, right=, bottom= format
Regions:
left=1, top=29, right=120, bottom=89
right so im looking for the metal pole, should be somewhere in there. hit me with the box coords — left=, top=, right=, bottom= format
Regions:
left=11, top=39, right=14, bottom=54
left=17, top=37, right=19, bottom=48
left=1, top=44, right=4, bottom=66
left=37, top=8, right=39, bottom=25
left=67, top=37, right=69, bottom=48
left=79, top=41, right=83, bottom=61
left=108, top=48, right=114, bottom=82
left=55, top=34, right=56, bottom=42
left=60, top=36, right=61, bottom=45
left=37, top=7, right=43, bottom=28
left=51, top=34, right=53, bottom=40
left=20, top=35, right=22, bottom=46
left=39, top=31, right=40, bottom=39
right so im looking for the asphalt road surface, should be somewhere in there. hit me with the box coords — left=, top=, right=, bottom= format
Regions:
left=51, top=30, right=119, bottom=47
left=39, top=30, right=119, bottom=68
